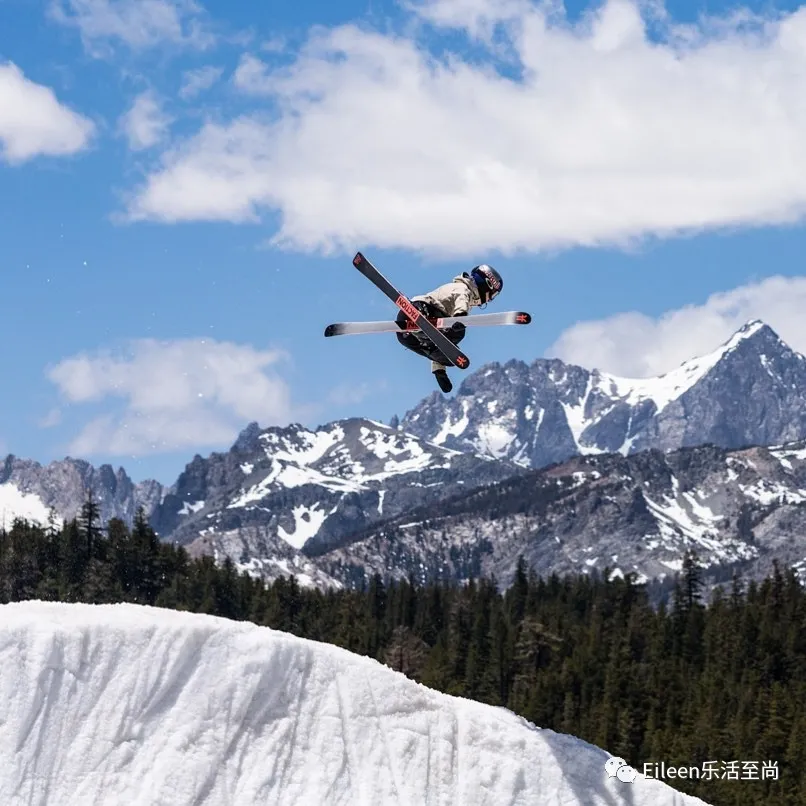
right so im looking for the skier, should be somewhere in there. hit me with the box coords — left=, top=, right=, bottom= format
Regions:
left=396, top=264, right=503, bottom=393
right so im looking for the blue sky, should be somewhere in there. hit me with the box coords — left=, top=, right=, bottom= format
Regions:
left=3, top=0, right=806, bottom=484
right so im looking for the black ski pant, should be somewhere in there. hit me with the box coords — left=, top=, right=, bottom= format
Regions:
left=395, top=300, right=466, bottom=366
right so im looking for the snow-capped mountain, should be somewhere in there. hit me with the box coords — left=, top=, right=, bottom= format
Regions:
left=399, top=320, right=806, bottom=468
left=5, top=319, right=806, bottom=594
left=0, top=601, right=711, bottom=806
left=318, top=439, right=806, bottom=591
left=151, top=417, right=522, bottom=584
left=0, top=455, right=162, bottom=531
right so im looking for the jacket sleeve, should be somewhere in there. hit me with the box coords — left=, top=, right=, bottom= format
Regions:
left=451, top=286, right=472, bottom=316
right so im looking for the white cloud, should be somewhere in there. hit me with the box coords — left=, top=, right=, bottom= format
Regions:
left=0, top=63, right=94, bottom=163
left=231, top=53, right=272, bottom=94
left=260, top=36, right=287, bottom=54
left=546, top=275, right=806, bottom=377
left=50, top=0, right=214, bottom=53
left=120, top=91, right=171, bottom=150
left=125, top=0, right=806, bottom=256
left=39, top=408, right=63, bottom=428
left=126, top=118, right=274, bottom=222
left=179, top=65, right=223, bottom=99
left=46, top=338, right=293, bottom=456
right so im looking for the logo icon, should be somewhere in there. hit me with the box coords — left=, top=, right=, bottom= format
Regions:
left=605, top=757, right=638, bottom=783
left=395, top=295, right=420, bottom=323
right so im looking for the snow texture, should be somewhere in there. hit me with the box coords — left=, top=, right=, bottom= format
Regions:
left=277, top=503, right=328, bottom=549
left=0, top=601, right=710, bottom=806
left=0, top=483, right=58, bottom=530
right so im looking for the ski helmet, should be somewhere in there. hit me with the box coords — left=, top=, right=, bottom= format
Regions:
left=470, top=264, right=503, bottom=304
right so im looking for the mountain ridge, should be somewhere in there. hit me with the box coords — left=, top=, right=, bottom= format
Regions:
left=398, top=319, right=806, bottom=467
left=317, top=438, right=806, bottom=592
left=5, top=319, right=806, bottom=592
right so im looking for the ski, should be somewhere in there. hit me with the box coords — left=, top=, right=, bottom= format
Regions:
left=325, top=310, right=531, bottom=337
left=351, top=252, right=471, bottom=369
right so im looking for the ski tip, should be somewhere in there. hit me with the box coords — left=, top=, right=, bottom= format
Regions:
left=515, top=312, right=532, bottom=325
left=352, top=252, right=364, bottom=266
left=455, top=354, right=470, bottom=370
left=324, top=324, right=336, bottom=337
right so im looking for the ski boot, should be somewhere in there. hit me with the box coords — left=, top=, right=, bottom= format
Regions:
left=433, top=368, right=452, bottom=393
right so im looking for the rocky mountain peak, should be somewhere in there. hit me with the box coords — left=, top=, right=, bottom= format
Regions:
left=0, top=455, right=163, bottom=530
left=149, top=416, right=522, bottom=576
left=232, top=421, right=263, bottom=454
left=398, top=320, right=806, bottom=469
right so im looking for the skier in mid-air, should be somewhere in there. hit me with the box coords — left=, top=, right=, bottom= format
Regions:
left=395, top=264, right=503, bottom=393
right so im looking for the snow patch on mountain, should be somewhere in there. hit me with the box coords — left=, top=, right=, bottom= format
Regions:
left=645, top=491, right=720, bottom=542
left=278, top=504, right=328, bottom=549
left=235, top=554, right=335, bottom=589
left=432, top=399, right=471, bottom=445
left=179, top=499, right=204, bottom=516
left=261, top=424, right=346, bottom=465
left=0, top=601, right=711, bottom=806
left=229, top=460, right=364, bottom=506
left=561, top=378, right=609, bottom=455
left=740, top=479, right=806, bottom=506
left=476, top=420, right=517, bottom=459
left=640, top=477, right=759, bottom=566
left=0, top=482, right=58, bottom=529
left=771, top=444, right=806, bottom=471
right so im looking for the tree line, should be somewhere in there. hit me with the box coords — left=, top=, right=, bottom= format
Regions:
left=1, top=501, right=804, bottom=805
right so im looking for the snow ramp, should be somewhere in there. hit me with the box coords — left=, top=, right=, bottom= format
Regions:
left=0, top=601, right=710, bottom=806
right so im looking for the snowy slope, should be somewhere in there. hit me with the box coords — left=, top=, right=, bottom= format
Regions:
left=0, top=601, right=709, bottom=806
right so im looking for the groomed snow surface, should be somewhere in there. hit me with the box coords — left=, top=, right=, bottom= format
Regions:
left=0, top=602, right=709, bottom=806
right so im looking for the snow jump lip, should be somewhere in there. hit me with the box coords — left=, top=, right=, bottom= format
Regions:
left=0, top=601, right=712, bottom=806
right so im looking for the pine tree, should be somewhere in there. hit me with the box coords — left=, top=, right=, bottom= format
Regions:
left=383, top=626, right=429, bottom=678
left=78, top=489, right=102, bottom=558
